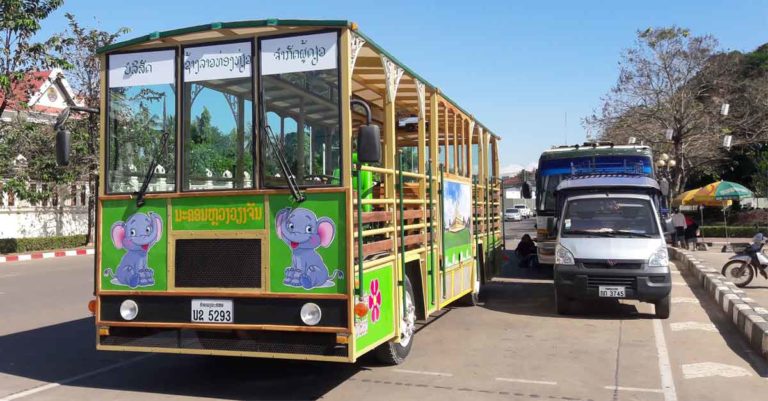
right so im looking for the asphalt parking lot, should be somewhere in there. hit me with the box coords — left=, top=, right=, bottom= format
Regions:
left=1, top=233, right=767, bottom=400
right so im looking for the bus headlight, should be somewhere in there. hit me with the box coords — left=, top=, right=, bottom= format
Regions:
left=648, top=245, right=669, bottom=267
left=300, top=303, right=322, bottom=326
left=555, top=244, right=575, bottom=265
left=119, top=299, right=139, bottom=321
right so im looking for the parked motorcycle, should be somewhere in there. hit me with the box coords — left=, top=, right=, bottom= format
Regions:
left=721, top=234, right=768, bottom=287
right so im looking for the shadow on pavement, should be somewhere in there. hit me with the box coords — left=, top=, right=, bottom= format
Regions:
left=0, top=317, right=367, bottom=400
left=480, top=250, right=652, bottom=320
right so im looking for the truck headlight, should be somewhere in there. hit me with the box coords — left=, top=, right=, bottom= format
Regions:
left=555, top=244, right=575, bottom=265
left=119, top=299, right=139, bottom=321
left=648, top=245, right=669, bottom=267
left=300, top=303, right=322, bottom=326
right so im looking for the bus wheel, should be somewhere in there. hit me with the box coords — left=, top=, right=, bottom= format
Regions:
left=375, top=277, right=416, bottom=365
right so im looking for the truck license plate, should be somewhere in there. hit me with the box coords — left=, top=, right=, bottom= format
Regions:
left=598, top=286, right=626, bottom=298
left=191, top=299, right=233, bottom=323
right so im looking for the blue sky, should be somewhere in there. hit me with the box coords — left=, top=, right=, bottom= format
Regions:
left=38, top=0, right=768, bottom=173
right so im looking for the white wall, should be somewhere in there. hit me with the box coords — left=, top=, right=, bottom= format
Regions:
left=0, top=181, right=89, bottom=238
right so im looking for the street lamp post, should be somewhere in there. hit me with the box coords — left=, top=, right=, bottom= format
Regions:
left=656, top=153, right=676, bottom=212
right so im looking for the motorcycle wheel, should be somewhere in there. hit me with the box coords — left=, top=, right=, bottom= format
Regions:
left=721, top=260, right=755, bottom=288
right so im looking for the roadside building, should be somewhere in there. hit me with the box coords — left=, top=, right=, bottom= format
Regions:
left=0, top=70, right=89, bottom=238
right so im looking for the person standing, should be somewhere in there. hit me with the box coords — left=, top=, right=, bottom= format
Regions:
left=672, top=209, right=687, bottom=248
left=684, top=217, right=700, bottom=251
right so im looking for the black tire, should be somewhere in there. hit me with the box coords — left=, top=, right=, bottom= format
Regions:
left=375, top=277, right=416, bottom=365
left=655, top=294, right=671, bottom=319
left=722, top=260, right=755, bottom=288
left=555, top=289, right=570, bottom=315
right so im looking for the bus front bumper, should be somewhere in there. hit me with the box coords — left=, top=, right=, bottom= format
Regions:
left=96, top=295, right=350, bottom=361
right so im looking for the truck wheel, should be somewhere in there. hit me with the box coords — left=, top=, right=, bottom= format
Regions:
left=555, top=289, right=570, bottom=315
left=375, top=277, right=416, bottom=365
left=655, top=295, right=671, bottom=319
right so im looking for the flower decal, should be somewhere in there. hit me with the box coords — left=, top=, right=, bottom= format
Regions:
left=367, top=279, right=382, bottom=323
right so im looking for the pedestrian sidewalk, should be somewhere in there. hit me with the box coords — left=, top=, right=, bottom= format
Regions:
left=0, top=247, right=94, bottom=264
left=686, top=248, right=768, bottom=307
left=669, top=247, right=768, bottom=361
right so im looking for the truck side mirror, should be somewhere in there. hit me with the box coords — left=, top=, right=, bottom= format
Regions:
left=56, top=129, right=71, bottom=166
left=521, top=182, right=532, bottom=199
left=357, top=124, right=381, bottom=164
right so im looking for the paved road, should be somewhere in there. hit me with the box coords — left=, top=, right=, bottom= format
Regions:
left=1, top=254, right=767, bottom=400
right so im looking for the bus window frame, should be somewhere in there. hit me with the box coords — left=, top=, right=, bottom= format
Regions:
left=256, top=29, right=344, bottom=190
left=104, top=46, right=180, bottom=195
left=179, top=38, right=257, bottom=193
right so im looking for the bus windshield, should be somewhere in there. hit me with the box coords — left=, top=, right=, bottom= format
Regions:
left=536, top=151, right=653, bottom=214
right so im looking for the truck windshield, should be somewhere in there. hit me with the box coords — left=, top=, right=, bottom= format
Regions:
left=561, top=198, right=658, bottom=237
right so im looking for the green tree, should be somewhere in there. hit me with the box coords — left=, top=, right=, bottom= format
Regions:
left=0, top=0, right=70, bottom=118
left=52, top=14, right=127, bottom=243
left=586, top=27, right=722, bottom=195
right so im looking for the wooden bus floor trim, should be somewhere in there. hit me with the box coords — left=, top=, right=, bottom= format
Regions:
left=97, top=291, right=348, bottom=299
left=99, top=320, right=350, bottom=334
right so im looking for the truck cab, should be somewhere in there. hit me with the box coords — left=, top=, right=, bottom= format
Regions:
left=552, top=175, right=671, bottom=318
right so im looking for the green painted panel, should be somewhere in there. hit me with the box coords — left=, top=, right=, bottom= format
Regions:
left=443, top=179, right=473, bottom=268
left=100, top=199, right=168, bottom=291
left=354, top=264, right=395, bottom=353
left=171, top=195, right=265, bottom=230
left=269, top=192, right=347, bottom=293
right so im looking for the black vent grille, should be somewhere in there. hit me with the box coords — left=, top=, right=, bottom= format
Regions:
left=586, top=275, right=637, bottom=290
left=175, top=239, right=262, bottom=288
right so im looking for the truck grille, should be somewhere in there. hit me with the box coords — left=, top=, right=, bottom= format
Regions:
left=175, top=239, right=262, bottom=288
left=586, top=275, right=636, bottom=290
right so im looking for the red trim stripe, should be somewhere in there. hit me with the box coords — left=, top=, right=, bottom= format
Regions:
left=31, top=253, right=43, bottom=259
left=5, top=255, right=18, bottom=262
left=55, top=251, right=66, bottom=257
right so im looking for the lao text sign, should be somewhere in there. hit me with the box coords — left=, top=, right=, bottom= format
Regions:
left=109, top=50, right=175, bottom=88
left=261, top=32, right=337, bottom=76
left=184, top=41, right=253, bottom=82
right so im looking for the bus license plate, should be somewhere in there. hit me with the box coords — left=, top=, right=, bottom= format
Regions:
left=599, top=286, right=625, bottom=298
left=191, top=299, right=233, bottom=323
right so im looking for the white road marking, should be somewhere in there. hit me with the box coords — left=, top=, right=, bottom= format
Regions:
left=671, top=297, right=699, bottom=304
left=0, top=273, right=21, bottom=279
left=495, top=377, right=557, bottom=386
left=682, top=362, right=752, bottom=379
left=392, top=369, right=453, bottom=377
left=669, top=271, right=681, bottom=275
left=670, top=322, right=718, bottom=332
left=0, top=354, right=151, bottom=401
left=652, top=319, right=678, bottom=401
left=603, top=385, right=663, bottom=393
left=671, top=282, right=688, bottom=286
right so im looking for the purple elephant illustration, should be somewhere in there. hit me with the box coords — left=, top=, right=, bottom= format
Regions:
left=104, top=212, right=162, bottom=288
left=276, top=207, right=343, bottom=290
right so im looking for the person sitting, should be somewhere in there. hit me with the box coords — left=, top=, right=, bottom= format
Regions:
left=515, top=234, right=537, bottom=268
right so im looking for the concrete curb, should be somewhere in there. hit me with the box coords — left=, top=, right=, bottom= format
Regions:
left=0, top=248, right=94, bottom=264
left=668, top=247, right=768, bottom=361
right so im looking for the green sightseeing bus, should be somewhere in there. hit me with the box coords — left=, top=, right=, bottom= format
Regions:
left=72, top=19, right=503, bottom=364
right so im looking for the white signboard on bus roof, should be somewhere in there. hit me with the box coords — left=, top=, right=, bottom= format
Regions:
left=184, top=42, right=253, bottom=82
left=261, top=32, right=338, bottom=76
left=108, top=50, right=175, bottom=88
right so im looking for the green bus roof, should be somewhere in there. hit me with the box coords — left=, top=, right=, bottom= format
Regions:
left=96, top=19, right=500, bottom=139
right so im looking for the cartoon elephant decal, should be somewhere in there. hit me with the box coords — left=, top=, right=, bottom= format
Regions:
left=276, top=207, right=344, bottom=290
left=104, top=212, right=162, bottom=288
